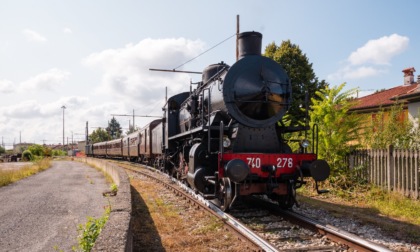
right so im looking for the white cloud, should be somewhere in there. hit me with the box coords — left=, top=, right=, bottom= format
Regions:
left=327, top=66, right=385, bottom=80
left=0, top=96, right=88, bottom=119
left=20, top=68, right=71, bottom=91
left=63, top=27, right=73, bottom=34
left=327, top=34, right=409, bottom=81
left=0, top=79, right=15, bottom=93
left=348, top=34, right=409, bottom=66
left=22, top=29, right=47, bottom=42
left=0, top=96, right=92, bottom=145
left=83, top=37, right=205, bottom=106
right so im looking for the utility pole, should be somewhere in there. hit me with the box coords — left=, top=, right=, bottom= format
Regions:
left=61, top=105, right=66, bottom=151
left=85, top=121, right=89, bottom=144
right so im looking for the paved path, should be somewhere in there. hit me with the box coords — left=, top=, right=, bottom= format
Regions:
left=0, top=161, right=110, bottom=252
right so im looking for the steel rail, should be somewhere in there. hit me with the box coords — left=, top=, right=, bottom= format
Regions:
left=282, top=210, right=393, bottom=252
left=245, top=196, right=393, bottom=252
left=120, top=163, right=277, bottom=251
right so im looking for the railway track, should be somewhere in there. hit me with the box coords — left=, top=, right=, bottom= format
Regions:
left=237, top=197, right=393, bottom=251
left=116, top=160, right=394, bottom=251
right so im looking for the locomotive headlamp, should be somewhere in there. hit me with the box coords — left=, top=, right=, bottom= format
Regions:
left=223, top=136, right=231, bottom=148
left=300, top=139, right=310, bottom=148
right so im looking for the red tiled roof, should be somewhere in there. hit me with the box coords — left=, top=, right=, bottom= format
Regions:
left=351, top=84, right=419, bottom=111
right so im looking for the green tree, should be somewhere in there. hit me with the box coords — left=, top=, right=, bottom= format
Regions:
left=309, top=83, right=361, bottom=174
left=264, top=40, right=328, bottom=126
left=52, top=149, right=67, bottom=156
left=89, top=128, right=111, bottom=143
left=106, top=117, right=122, bottom=139
left=28, top=144, right=45, bottom=157
left=0, top=146, right=5, bottom=155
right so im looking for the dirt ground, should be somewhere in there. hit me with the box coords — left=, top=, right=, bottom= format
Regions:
left=0, top=162, right=31, bottom=171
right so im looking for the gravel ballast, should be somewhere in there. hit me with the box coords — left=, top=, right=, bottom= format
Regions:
left=0, top=160, right=110, bottom=252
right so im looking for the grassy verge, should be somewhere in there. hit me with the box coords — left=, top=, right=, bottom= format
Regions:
left=0, top=158, right=52, bottom=187
left=74, top=158, right=114, bottom=185
left=298, top=182, right=420, bottom=243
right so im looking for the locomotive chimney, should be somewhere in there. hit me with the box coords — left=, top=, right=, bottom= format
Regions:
left=237, top=31, right=262, bottom=60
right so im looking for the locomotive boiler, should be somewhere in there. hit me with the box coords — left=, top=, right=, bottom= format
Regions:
left=162, top=31, right=330, bottom=210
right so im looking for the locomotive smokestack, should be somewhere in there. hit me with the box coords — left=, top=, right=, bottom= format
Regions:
left=238, top=31, right=262, bottom=60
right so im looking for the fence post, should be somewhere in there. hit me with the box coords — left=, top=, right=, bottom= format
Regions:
left=387, top=145, right=394, bottom=192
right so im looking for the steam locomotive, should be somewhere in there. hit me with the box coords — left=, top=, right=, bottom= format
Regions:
left=86, top=31, right=330, bottom=210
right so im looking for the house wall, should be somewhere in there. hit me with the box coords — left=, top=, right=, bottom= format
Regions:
left=407, top=101, right=420, bottom=128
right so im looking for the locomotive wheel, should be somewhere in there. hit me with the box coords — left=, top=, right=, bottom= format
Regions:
left=217, top=177, right=233, bottom=212
left=278, top=183, right=296, bottom=209
left=278, top=195, right=294, bottom=209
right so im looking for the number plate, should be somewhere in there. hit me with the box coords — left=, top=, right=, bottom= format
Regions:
left=220, top=153, right=317, bottom=177
left=245, top=156, right=293, bottom=169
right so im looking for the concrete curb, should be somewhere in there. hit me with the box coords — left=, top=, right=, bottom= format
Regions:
left=80, top=157, right=133, bottom=252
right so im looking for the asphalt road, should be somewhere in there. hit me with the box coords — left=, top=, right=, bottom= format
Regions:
left=0, top=160, right=110, bottom=252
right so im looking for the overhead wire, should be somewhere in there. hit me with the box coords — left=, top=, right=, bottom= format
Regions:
left=173, top=33, right=237, bottom=71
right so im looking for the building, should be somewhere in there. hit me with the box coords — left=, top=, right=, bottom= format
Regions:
left=13, top=143, right=35, bottom=154
left=77, top=141, right=86, bottom=154
left=350, top=67, right=420, bottom=126
left=349, top=67, right=420, bottom=147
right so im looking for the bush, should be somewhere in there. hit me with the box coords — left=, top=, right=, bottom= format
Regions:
left=0, top=146, right=5, bottom=155
left=52, top=149, right=66, bottom=156
left=27, top=144, right=45, bottom=157
left=22, top=150, right=33, bottom=161
left=77, top=207, right=110, bottom=251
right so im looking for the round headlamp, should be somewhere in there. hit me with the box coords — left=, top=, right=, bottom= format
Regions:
left=223, top=136, right=231, bottom=148
left=300, top=139, right=310, bottom=148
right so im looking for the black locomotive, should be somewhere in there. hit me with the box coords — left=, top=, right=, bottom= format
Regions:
left=86, top=31, right=330, bottom=210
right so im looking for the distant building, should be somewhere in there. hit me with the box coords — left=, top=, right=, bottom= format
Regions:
left=77, top=141, right=86, bottom=154
left=13, top=143, right=35, bottom=154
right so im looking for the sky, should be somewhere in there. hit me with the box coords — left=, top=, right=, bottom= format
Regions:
left=1, top=0, right=419, bottom=149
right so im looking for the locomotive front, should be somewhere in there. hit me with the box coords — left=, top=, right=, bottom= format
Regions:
left=171, top=31, right=329, bottom=211
left=223, top=32, right=291, bottom=128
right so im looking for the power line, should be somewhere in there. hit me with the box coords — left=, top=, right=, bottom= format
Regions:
left=173, top=33, right=237, bottom=70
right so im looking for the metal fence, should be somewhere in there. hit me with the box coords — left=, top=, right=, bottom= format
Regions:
left=348, top=146, right=420, bottom=199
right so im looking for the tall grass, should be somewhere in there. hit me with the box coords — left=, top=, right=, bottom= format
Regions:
left=0, top=158, right=51, bottom=187
left=365, top=186, right=420, bottom=225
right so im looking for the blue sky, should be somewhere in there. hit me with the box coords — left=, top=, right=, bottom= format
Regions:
left=1, top=0, right=419, bottom=148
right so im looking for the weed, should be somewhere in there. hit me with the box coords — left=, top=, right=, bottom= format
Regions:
left=110, top=183, right=118, bottom=194
left=191, top=215, right=223, bottom=235
left=53, top=245, right=64, bottom=252
left=76, top=207, right=110, bottom=252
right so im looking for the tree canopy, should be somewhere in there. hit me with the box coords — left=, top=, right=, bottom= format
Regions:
left=309, top=83, right=360, bottom=174
left=106, top=117, right=122, bottom=139
left=89, top=128, right=111, bottom=143
left=264, top=40, right=328, bottom=126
